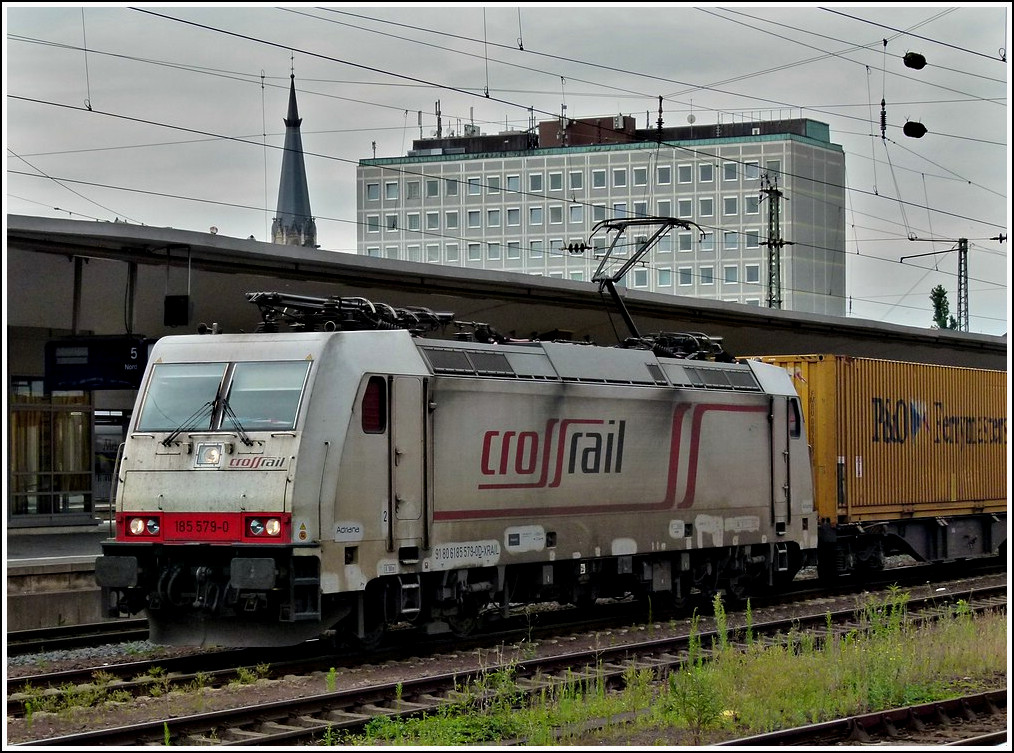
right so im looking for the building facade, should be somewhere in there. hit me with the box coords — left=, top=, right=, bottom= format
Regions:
left=356, top=116, right=846, bottom=315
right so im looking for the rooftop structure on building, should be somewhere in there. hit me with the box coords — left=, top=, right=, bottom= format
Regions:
left=356, top=112, right=845, bottom=316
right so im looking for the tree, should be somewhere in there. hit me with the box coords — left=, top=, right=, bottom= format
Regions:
left=930, top=284, right=957, bottom=329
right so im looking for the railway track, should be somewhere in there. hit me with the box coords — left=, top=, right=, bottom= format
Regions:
left=717, top=689, right=1007, bottom=746
left=10, top=574, right=1007, bottom=746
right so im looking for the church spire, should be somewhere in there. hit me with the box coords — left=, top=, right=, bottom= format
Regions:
left=271, top=72, right=317, bottom=248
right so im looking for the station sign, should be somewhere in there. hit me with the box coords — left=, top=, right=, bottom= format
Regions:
left=44, top=335, right=154, bottom=392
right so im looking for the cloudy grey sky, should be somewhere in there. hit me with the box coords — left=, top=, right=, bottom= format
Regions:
left=5, top=3, right=1010, bottom=335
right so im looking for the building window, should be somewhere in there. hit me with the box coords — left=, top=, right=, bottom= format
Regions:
left=487, top=242, right=501, bottom=260
left=632, top=166, right=648, bottom=186
left=506, top=207, right=521, bottom=226
left=366, top=183, right=380, bottom=201
left=487, top=175, right=500, bottom=194
left=744, top=161, right=760, bottom=180
left=569, top=171, right=583, bottom=190
left=612, top=168, right=627, bottom=188
left=724, top=265, right=739, bottom=284
left=445, top=178, right=459, bottom=196
left=569, top=204, right=584, bottom=223
left=700, top=266, right=714, bottom=285
left=426, top=243, right=440, bottom=262
left=657, top=267, right=672, bottom=287
left=366, top=246, right=381, bottom=257
left=677, top=164, right=693, bottom=184
left=385, top=182, right=399, bottom=200
left=385, top=214, right=398, bottom=231
left=745, top=195, right=760, bottom=215
left=507, top=241, right=521, bottom=259
left=407, top=213, right=420, bottom=231
left=467, top=210, right=481, bottom=228
left=723, top=162, right=738, bottom=181
left=723, top=196, right=738, bottom=216
left=529, top=239, right=544, bottom=258
left=467, top=242, right=482, bottom=261
left=507, top=175, right=521, bottom=193
left=657, top=199, right=671, bottom=217
left=426, top=212, right=439, bottom=230
left=700, top=232, right=714, bottom=252
left=657, top=165, right=672, bottom=185
left=765, top=160, right=781, bottom=181
left=446, top=243, right=459, bottom=262
left=699, top=163, right=714, bottom=183
left=366, top=215, right=380, bottom=233
left=745, top=298, right=761, bottom=306
left=678, top=267, right=693, bottom=286
left=724, top=231, right=739, bottom=250
left=406, top=244, right=421, bottom=261
left=385, top=245, right=398, bottom=259
left=9, top=380, right=94, bottom=520
left=745, top=229, right=760, bottom=249
left=632, top=268, right=648, bottom=287
left=745, top=264, right=760, bottom=283
left=677, top=198, right=693, bottom=218
left=612, top=202, right=627, bottom=219
left=592, top=237, right=607, bottom=256
left=530, top=173, right=543, bottom=192
left=549, top=205, right=563, bottom=224
left=487, top=208, right=501, bottom=227
left=699, top=197, right=714, bottom=217
left=592, top=204, right=607, bottom=221
left=425, top=179, right=440, bottom=198
left=633, top=200, right=648, bottom=218
left=570, top=270, right=585, bottom=282
left=467, top=176, right=482, bottom=195
left=529, top=206, right=544, bottom=225
left=658, top=234, right=673, bottom=254
left=592, top=169, right=607, bottom=189
left=549, top=172, right=563, bottom=191
left=406, top=181, right=421, bottom=199
left=678, top=232, right=693, bottom=252
left=445, top=210, right=459, bottom=229
left=549, top=238, right=564, bottom=254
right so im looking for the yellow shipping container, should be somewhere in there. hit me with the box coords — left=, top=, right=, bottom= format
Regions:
left=752, top=354, right=1007, bottom=525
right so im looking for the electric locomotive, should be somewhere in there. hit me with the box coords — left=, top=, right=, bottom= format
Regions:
left=95, top=290, right=818, bottom=648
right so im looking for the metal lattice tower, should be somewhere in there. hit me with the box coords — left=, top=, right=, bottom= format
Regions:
left=760, top=175, right=793, bottom=309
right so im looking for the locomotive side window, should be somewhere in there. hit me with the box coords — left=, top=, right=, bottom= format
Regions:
left=788, top=398, right=802, bottom=439
left=361, top=376, right=387, bottom=434
left=136, top=363, right=226, bottom=431
left=222, top=361, right=310, bottom=431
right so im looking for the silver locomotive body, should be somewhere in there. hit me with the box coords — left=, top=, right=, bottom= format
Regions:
left=97, top=329, right=816, bottom=647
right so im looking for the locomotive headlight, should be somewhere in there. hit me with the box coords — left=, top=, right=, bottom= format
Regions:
left=195, top=442, right=224, bottom=468
left=127, top=516, right=160, bottom=537
left=246, top=517, right=282, bottom=537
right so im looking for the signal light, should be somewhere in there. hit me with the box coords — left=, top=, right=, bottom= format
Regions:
left=903, top=52, right=927, bottom=70
left=903, top=121, right=928, bottom=138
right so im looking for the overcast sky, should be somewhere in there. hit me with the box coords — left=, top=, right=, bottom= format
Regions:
left=4, top=4, right=1010, bottom=335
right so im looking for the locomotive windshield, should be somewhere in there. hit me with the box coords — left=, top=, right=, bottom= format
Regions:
left=137, top=360, right=310, bottom=433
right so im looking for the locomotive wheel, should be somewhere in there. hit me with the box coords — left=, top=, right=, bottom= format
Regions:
left=446, top=597, right=483, bottom=638
left=352, top=620, right=386, bottom=651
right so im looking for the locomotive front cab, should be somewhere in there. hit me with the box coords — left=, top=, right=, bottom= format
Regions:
left=95, top=340, right=333, bottom=646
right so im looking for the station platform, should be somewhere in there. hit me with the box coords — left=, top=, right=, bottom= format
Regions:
left=5, top=522, right=119, bottom=631
left=7, top=521, right=114, bottom=563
